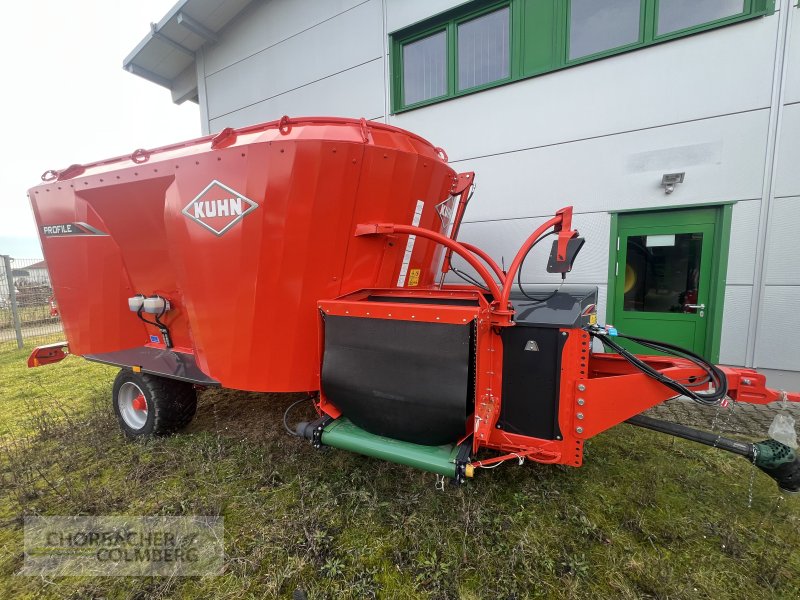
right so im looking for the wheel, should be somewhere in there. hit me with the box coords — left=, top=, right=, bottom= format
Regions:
left=112, top=369, right=197, bottom=438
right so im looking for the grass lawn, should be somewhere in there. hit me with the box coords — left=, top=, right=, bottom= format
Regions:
left=1, top=343, right=798, bottom=599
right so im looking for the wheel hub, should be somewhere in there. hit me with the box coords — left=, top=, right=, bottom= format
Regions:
left=118, top=381, right=148, bottom=430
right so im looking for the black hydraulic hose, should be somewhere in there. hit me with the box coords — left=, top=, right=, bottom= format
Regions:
left=597, top=334, right=719, bottom=405
left=616, top=332, right=728, bottom=402
left=450, top=263, right=490, bottom=292
left=283, top=396, right=315, bottom=436
left=591, top=332, right=727, bottom=405
left=137, top=303, right=173, bottom=348
left=618, top=336, right=716, bottom=385
left=136, top=306, right=160, bottom=329
left=516, top=231, right=560, bottom=303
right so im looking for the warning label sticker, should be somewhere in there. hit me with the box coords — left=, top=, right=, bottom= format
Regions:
left=407, top=268, right=421, bottom=287
left=397, top=200, right=424, bottom=287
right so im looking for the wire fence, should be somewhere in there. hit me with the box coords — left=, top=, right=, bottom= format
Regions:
left=0, top=255, right=63, bottom=351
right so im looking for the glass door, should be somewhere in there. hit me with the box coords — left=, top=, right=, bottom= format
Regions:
left=613, top=216, right=716, bottom=356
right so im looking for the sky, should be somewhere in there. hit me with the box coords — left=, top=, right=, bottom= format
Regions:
left=0, top=1, right=199, bottom=258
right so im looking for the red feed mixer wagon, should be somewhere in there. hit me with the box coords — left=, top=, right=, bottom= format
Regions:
left=27, top=116, right=800, bottom=492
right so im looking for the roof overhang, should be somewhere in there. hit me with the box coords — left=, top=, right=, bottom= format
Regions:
left=123, top=0, right=253, bottom=104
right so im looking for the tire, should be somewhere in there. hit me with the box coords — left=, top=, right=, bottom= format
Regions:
left=112, top=369, right=197, bottom=438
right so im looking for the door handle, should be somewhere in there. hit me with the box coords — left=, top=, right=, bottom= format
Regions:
left=685, top=303, right=705, bottom=317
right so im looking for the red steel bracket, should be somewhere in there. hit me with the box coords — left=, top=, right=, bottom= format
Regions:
left=28, top=341, right=69, bottom=368
left=721, top=367, right=800, bottom=404
left=554, top=206, right=577, bottom=262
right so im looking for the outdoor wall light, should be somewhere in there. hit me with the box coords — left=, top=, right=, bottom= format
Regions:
left=661, top=172, right=685, bottom=194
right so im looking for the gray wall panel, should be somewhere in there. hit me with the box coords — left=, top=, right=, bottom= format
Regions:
left=726, top=199, right=760, bottom=285
left=763, top=196, right=800, bottom=285
left=208, top=59, right=385, bottom=130
left=455, top=212, right=610, bottom=286
left=389, top=14, right=777, bottom=161
left=782, top=3, right=800, bottom=104
left=449, top=111, right=768, bottom=221
left=754, top=368, right=800, bottom=391
left=755, top=285, right=800, bottom=371
left=719, top=286, right=752, bottom=366
left=205, top=0, right=370, bottom=75
left=386, top=0, right=471, bottom=32
left=774, top=102, right=800, bottom=197
left=206, top=0, right=383, bottom=119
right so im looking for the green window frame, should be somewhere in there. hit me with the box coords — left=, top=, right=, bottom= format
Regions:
left=390, top=0, right=775, bottom=113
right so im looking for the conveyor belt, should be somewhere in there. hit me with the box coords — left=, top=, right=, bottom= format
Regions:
left=321, top=315, right=473, bottom=446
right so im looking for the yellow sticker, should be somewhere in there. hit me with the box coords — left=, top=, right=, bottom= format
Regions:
left=408, top=268, right=421, bottom=287
left=589, top=313, right=597, bottom=325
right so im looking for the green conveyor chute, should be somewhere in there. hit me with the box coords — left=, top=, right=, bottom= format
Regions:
left=321, top=418, right=460, bottom=478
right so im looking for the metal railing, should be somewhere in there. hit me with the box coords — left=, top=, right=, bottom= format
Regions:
left=0, top=255, right=63, bottom=349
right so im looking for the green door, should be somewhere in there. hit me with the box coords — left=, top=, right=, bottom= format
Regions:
left=610, top=208, right=721, bottom=357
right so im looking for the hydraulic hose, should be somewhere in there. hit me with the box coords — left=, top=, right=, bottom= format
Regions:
left=589, top=328, right=728, bottom=406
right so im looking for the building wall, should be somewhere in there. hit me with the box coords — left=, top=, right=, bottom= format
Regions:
left=756, top=2, right=800, bottom=376
left=196, top=0, right=800, bottom=383
left=199, top=0, right=387, bottom=131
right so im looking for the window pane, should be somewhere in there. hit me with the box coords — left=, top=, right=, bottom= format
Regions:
left=458, top=7, right=510, bottom=91
left=403, top=31, right=447, bottom=105
left=657, top=0, right=745, bottom=35
left=569, top=0, right=641, bottom=60
left=623, top=233, right=703, bottom=313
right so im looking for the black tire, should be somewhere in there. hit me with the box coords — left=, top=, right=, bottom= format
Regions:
left=112, top=369, right=197, bottom=438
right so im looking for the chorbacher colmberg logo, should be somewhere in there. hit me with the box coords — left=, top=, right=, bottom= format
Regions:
left=181, top=180, right=258, bottom=236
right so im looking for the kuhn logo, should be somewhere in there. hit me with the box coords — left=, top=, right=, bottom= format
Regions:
left=182, top=180, right=258, bottom=236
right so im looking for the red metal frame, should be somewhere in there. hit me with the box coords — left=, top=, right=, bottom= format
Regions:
left=338, top=205, right=799, bottom=468
left=440, top=172, right=475, bottom=276
left=460, top=242, right=506, bottom=284
left=498, top=206, right=577, bottom=310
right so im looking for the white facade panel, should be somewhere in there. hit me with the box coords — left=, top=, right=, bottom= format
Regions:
left=389, top=14, right=777, bottom=162
left=205, top=0, right=383, bottom=119
left=782, top=3, right=800, bottom=104
left=208, top=59, right=385, bottom=130
left=456, top=211, right=610, bottom=286
left=204, top=0, right=370, bottom=75
left=763, top=196, right=800, bottom=285
left=726, top=199, right=761, bottom=286
left=773, top=102, right=800, bottom=197
left=386, top=0, right=471, bottom=32
left=719, top=285, right=753, bottom=366
left=450, top=110, right=768, bottom=222
left=754, top=285, right=800, bottom=370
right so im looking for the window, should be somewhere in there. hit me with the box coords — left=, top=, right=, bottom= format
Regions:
left=569, top=0, right=642, bottom=60
left=657, top=0, right=746, bottom=36
left=623, top=233, right=703, bottom=313
left=391, top=0, right=774, bottom=112
left=457, top=8, right=510, bottom=91
left=402, top=31, right=447, bottom=105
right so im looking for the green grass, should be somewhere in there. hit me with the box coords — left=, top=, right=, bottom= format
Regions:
left=1, top=344, right=799, bottom=599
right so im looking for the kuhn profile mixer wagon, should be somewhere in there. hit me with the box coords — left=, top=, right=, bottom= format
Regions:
left=27, top=116, right=799, bottom=492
